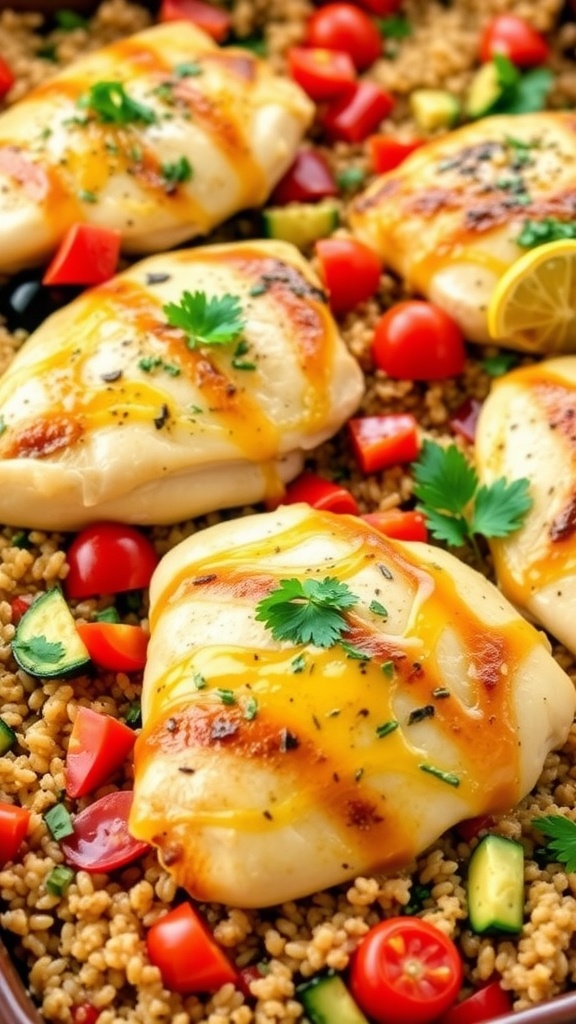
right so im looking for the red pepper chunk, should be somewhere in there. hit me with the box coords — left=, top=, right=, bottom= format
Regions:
left=281, top=471, right=359, bottom=514
left=321, top=81, right=395, bottom=143
left=349, top=414, right=420, bottom=474
left=270, top=148, right=338, bottom=205
left=362, top=509, right=428, bottom=543
left=288, top=47, right=356, bottom=102
left=147, top=902, right=240, bottom=994
left=0, top=57, right=15, bottom=101
left=0, top=802, right=31, bottom=865
left=315, top=237, right=381, bottom=316
left=65, top=706, right=136, bottom=799
left=158, top=0, right=232, bottom=41
left=43, top=224, right=121, bottom=287
left=76, top=622, right=149, bottom=673
left=369, top=135, right=423, bottom=174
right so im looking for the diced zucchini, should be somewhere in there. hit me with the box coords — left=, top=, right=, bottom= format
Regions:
left=262, top=200, right=340, bottom=250
left=297, top=973, right=370, bottom=1024
left=409, top=88, right=460, bottom=132
left=12, top=587, right=90, bottom=679
left=465, top=62, right=504, bottom=120
left=0, top=717, right=17, bottom=754
left=467, top=833, right=524, bottom=934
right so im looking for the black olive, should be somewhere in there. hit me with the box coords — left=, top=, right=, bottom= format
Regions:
left=0, top=272, right=83, bottom=333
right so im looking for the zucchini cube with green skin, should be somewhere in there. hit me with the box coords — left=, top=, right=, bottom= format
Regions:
left=297, top=973, right=370, bottom=1024
left=262, top=199, right=340, bottom=250
left=12, top=588, right=90, bottom=678
left=467, top=833, right=525, bottom=934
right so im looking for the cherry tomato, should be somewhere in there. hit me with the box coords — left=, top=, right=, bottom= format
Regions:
left=0, top=56, right=15, bottom=100
left=270, top=148, right=338, bottom=206
left=0, top=802, right=31, bottom=865
left=75, top=622, right=149, bottom=673
left=306, top=3, right=383, bottom=71
left=361, top=509, right=428, bottom=542
left=349, top=917, right=464, bottom=1024
left=315, top=237, right=381, bottom=316
left=281, top=471, right=359, bottom=514
left=288, top=47, right=356, bottom=101
left=348, top=414, right=420, bottom=474
left=61, top=790, right=150, bottom=872
left=147, top=902, right=240, bottom=994
left=368, top=134, right=423, bottom=174
left=42, top=224, right=121, bottom=287
left=71, top=1005, right=100, bottom=1024
left=372, top=301, right=466, bottom=380
left=437, top=980, right=513, bottom=1023
left=65, top=707, right=137, bottom=799
left=479, top=15, right=549, bottom=68
left=321, top=81, right=395, bottom=143
left=65, top=522, right=159, bottom=600
left=158, top=0, right=231, bottom=41
left=449, top=397, right=483, bottom=443
left=356, top=0, right=403, bottom=13
left=455, top=815, right=494, bottom=844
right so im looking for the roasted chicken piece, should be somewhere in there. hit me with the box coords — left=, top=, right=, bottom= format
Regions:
left=350, top=112, right=576, bottom=350
left=0, top=240, right=363, bottom=530
left=476, top=356, right=576, bottom=655
left=129, top=504, right=575, bottom=907
left=0, top=21, right=313, bottom=274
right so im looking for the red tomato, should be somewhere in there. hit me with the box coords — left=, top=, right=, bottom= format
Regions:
left=270, top=148, right=338, bottom=205
left=479, top=15, right=549, bottom=68
left=281, top=471, right=359, bottom=514
left=437, top=980, right=513, bottom=1023
left=348, top=414, right=420, bottom=474
left=288, top=47, right=356, bottom=101
left=76, top=622, right=149, bottom=674
left=0, top=802, right=31, bottom=865
left=42, top=224, right=122, bottom=287
left=65, top=522, right=159, bottom=600
left=71, top=1005, right=100, bottom=1024
left=10, top=593, right=34, bottom=625
left=0, top=56, right=15, bottom=100
left=361, top=509, right=428, bottom=542
left=455, top=815, right=494, bottom=844
left=158, top=0, right=231, bottom=41
left=449, top=397, right=483, bottom=443
left=315, top=237, right=381, bottom=315
left=65, top=707, right=137, bottom=799
left=61, top=790, right=150, bottom=872
left=372, top=301, right=466, bottom=380
left=369, top=134, right=423, bottom=174
left=306, top=3, right=383, bottom=71
left=321, top=81, right=395, bottom=143
left=349, top=917, right=463, bottom=1024
left=147, top=902, right=240, bottom=994
left=356, top=0, right=403, bottom=13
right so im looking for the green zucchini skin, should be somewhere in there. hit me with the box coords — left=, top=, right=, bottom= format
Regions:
left=467, top=833, right=525, bottom=934
left=12, top=588, right=90, bottom=679
left=0, top=718, right=17, bottom=754
left=262, top=200, right=340, bottom=250
left=297, top=973, right=370, bottom=1024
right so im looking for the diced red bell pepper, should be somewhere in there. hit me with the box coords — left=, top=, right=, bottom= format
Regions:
left=368, top=134, right=423, bottom=174
left=348, top=413, right=420, bottom=474
left=158, top=0, right=232, bottom=41
left=75, top=622, right=149, bottom=673
left=281, top=471, right=359, bottom=515
left=449, top=397, right=483, bottom=443
left=43, top=224, right=121, bottom=287
left=71, top=1004, right=100, bottom=1024
left=0, top=57, right=15, bottom=101
left=362, top=509, right=428, bottom=542
left=65, top=706, right=137, bottom=799
left=270, top=148, right=338, bottom=205
left=320, top=81, right=395, bottom=143
left=455, top=814, right=494, bottom=844
left=147, top=902, right=241, bottom=994
left=10, top=594, right=34, bottom=625
left=315, top=236, right=381, bottom=316
left=288, top=47, right=356, bottom=101
left=0, top=801, right=31, bottom=865
left=437, top=980, right=513, bottom=1023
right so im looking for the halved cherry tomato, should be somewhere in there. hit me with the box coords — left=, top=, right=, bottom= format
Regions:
left=306, top=4, right=383, bottom=71
left=372, top=301, right=466, bottom=380
left=281, top=471, right=359, bottom=514
left=437, top=980, right=513, bottom=1023
left=65, top=707, right=137, bottom=799
left=61, top=790, right=150, bottom=872
left=0, top=802, right=31, bottom=865
left=479, top=15, right=549, bottom=68
left=65, top=522, right=159, bottom=600
left=0, top=57, right=15, bottom=100
left=42, top=224, right=121, bottom=287
left=71, top=1004, right=100, bottom=1024
left=270, top=148, right=338, bottom=205
left=315, top=237, right=381, bottom=316
left=455, top=814, right=494, bottom=844
left=348, top=414, right=419, bottom=474
left=369, top=134, right=423, bottom=174
left=288, top=47, right=356, bottom=101
left=449, top=397, right=483, bottom=443
left=361, top=509, right=428, bottom=542
left=349, top=917, right=464, bottom=1024
left=10, top=593, right=34, bottom=625
left=147, top=902, right=240, bottom=994
left=321, top=81, right=395, bottom=143
left=158, top=0, right=231, bottom=41
left=76, top=622, right=149, bottom=673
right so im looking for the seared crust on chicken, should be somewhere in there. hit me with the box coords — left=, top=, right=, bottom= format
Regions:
left=0, top=241, right=364, bottom=529
left=129, top=504, right=575, bottom=907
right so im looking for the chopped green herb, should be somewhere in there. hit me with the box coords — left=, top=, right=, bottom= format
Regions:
left=79, top=81, right=157, bottom=126
left=77, top=189, right=97, bottom=204
left=489, top=56, right=553, bottom=115
left=376, top=720, right=399, bottom=738
left=174, top=61, right=203, bottom=77
left=408, top=705, right=435, bottom=725
left=532, top=815, right=576, bottom=872
left=482, top=352, right=518, bottom=377
left=243, top=696, right=259, bottom=720
left=255, top=577, right=358, bottom=649
left=38, top=44, right=58, bottom=63
left=340, top=640, right=370, bottom=660
left=138, top=356, right=163, bottom=373
left=233, top=34, right=267, bottom=56
left=193, top=672, right=207, bottom=689
left=125, top=701, right=142, bottom=728
left=11, top=531, right=32, bottom=549
left=516, top=218, right=576, bottom=249
left=216, top=688, right=236, bottom=705
left=161, top=156, right=193, bottom=186
left=419, top=763, right=460, bottom=787
left=164, top=291, right=245, bottom=349
left=12, top=634, right=66, bottom=665
left=55, top=9, right=89, bottom=29
left=44, top=803, right=74, bottom=841
left=335, top=166, right=367, bottom=191
left=381, top=660, right=395, bottom=678
left=377, top=14, right=411, bottom=38
left=45, top=864, right=75, bottom=896
left=249, top=282, right=268, bottom=297
left=369, top=599, right=388, bottom=618
left=291, top=653, right=307, bottom=673
left=96, top=606, right=120, bottom=623
left=402, top=883, right=431, bottom=915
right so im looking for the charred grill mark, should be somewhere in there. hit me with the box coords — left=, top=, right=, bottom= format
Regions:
left=345, top=798, right=384, bottom=830
left=550, top=494, right=576, bottom=542
left=1, top=413, right=84, bottom=458
left=351, top=177, right=399, bottom=213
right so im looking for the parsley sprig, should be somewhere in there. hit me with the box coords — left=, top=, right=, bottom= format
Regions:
left=163, top=291, right=246, bottom=349
left=484, top=55, right=553, bottom=116
left=79, top=81, right=157, bottom=125
left=532, top=815, right=576, bottom=872
left=517, top=218, right=576, bottom=249
left=412, top=440, right=532, bottom=551
left=12, top=634, right=66, bottom=664
left=255, top=577, right=358, bottom=648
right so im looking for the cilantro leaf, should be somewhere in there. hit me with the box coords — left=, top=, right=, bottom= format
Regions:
left=490, top=57, right=553, bottom=116
left=517, top=218, right=576, bottom=249
left=412, top=440, right=477, bottom=515
left=255, top=577, right=358, bottom=648
left=163, top=291, right=245, bottom=349
left=532, top=815, right=576, bottom=873
left=471, top=477, right=532, bottom=538
left=79, top=81, right=156, bottom=125
left=13, top=634, right=66, bottom=664
left=422, top=507, right=470, bottom=548
left=482, top=352, right=518, bottom=377
left=377, top=14, right=411, bottom=39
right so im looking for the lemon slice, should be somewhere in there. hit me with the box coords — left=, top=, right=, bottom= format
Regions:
left=487, top=239, right=576, bottom=353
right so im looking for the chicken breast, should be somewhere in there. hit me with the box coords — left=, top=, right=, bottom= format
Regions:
left=475, top=356, right=576, bottom=655
left=0, top=240, right=363, bottom=530
left=0, top=21, right=313, bottom=274
left=129, top=503, right=575, bottom=908
left=349, top=112, right=576, bottom=350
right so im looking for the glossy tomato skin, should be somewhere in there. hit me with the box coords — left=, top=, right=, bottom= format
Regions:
left=61, top=790, right=150, bottom=872
left=315, top=237, right=381, bottom=315
left=361, top=509, right=428, bottom=542
left=321, top=81, right=394, bottom=143
left=437, top=980, right=513, bottom=1023
left=42, top=224, right=121, bottom=287
left=0, top=802, right=31, bottom=865
left=65, top=706, right=137, bottom=799
left=479, top=14, right=549, bottom=67
left=373, top=301, right=466, bottom=380
left=76, top=622, right=149, bottom=673
left=306, top=3, right=383, bottom=71
left=270, top=148, right=338, bottom=205
left=281, top=471, right=359, bottom=514
left=158, top=0, right=231, bottom=40
left=288, top=47, right=356, bottom=101
left=349, top=917, right=463, bottom=1024
left=147, top=902, right=240, bottom=994
left=65, top=522, right=159, bottom=600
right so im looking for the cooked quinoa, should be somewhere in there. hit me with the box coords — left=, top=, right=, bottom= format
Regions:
left=1, top=0, right=576, bottom=1021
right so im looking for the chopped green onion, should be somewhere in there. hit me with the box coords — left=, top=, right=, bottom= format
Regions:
left=419, top=763, right=460, bottom=787
left=44, top=803, right=74, bottom=841
left=45, top=864, right=75, bottom=896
